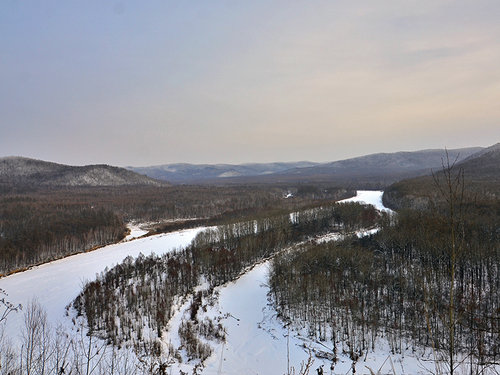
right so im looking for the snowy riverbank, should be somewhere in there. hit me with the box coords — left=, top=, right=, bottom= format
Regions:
left=0, top=227, right=205, bottom=342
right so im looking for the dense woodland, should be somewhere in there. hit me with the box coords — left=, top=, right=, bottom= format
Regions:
left=270, top=206, right=499, bottom=370
left=72, top=202, right=378, bottom=367
left=0, top=199, right=125, bottom=274
left=0, top=184, right=351, bottom=275
left=271, top=164, right=500, bottom=373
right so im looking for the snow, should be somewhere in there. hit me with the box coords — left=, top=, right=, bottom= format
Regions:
left=123, top=223, right=149, bottom=241
left=0, top=227, right=205, bottom=343
left=2, top=189, right=494, bottom=374
left=201, top=262, right=314, bottom=375
left=314, top=232, right=343, bottom=244
left=168, top=262, right=426, bottom=374
left=218, top=171, right=241, bottom=178
left=160, top=191, right=428, bottom=374
left=356, top=227, right=380, bottom=238
left=160, top=190, right=490, bottom=374
left=339, top=190, right=394, bottom=213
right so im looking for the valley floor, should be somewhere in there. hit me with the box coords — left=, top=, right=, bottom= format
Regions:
left=1, top=191, right=497, bottom=375
left=155, top=191, right=498, bottom=374
left=159, top=192, right=437, bottom=374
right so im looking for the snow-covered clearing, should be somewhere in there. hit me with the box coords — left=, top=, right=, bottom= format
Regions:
left=202, top=262, right=300, bottom=374
left=0, top=227, right=205, bottom=343
left=198, top=259, right=424, bottom=374
left=339, top=190, right=394, bottom=214
left=166, top=261, right=483, bottom=375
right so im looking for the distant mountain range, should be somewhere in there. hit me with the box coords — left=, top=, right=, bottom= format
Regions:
left=0, top=157, right=164, bottom=188
left=127, top=162, right=319, bottom=184
left=2, top=144, right=495, bottom=189
left=128, top=147, right=484, bottom=186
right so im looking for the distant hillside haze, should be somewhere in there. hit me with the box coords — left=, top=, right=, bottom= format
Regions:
left=128, top=161, right=320, bottom=183
left=2, top=145, right=492, bottom=188
left=129, top=147, right=484, bottom=186
left=456, top=142, right=500, bottom=179
left=0, top=157, right=165, bottom=187
left=382, top=142, right=500, bottom=210
left=277, top=147, right=483, bottom=177
left=446, top=142, right=500, bottom=190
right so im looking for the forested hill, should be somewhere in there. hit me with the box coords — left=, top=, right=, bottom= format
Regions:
left=129, top=147, right=483, bottom=186
left=457, top=142, right=500, bottom=180
left=269, top=146, right=483, bottom=185
left=383, top=142, right=500, bottom=210
left=0, top=157, right=165, bottom=188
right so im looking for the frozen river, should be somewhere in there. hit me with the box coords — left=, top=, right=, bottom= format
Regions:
left=0, top=227, right=205, bottom=342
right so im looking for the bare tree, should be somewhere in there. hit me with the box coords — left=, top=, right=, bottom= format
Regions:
left=0, top=288, right=21, bottom=324
left=21, top=299, right=52, bottom=375
left=432, top=150, right=465, bottom=375
left=0, top=288, right=21, bottom=374
left=0, top=326, right=18, bottom=375
left=52, top=324, right=73, bottom=375
left=72, top=321, right=107, bottom=375
left=102, top=345, right=140, bottom=375
left=285, top=348, right=314, bottom=375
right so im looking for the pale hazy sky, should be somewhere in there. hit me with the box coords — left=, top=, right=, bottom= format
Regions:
left=1, top=1, right=499, bottom=166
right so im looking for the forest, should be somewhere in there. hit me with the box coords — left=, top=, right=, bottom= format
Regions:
left=270, top=206, right=499, bottom=372
left=71, top=201, right=379, bottom=369
left=0, top=199, right=125, bottom=275
left=270, top=166, right=500, bottom=373
left=67, top=163, right=499, bottom=374
left=0, top=183, right=351, bottom=275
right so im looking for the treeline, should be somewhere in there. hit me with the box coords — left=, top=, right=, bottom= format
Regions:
left=0, top=184, right=352, bottom=275
left=269, top=203, right=500, bottom=369
left=5, top=184, right=352, bottom=222
left=0, top=197, right=125, bottom=275
left=72, top=202, right=379, bottom=364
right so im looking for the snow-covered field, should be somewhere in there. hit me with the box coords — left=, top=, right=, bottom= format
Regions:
left=0, top=227, right=205, bottom=342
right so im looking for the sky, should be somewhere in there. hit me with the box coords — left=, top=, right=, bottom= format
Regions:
left=1, top=1, right=499, bottom=167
